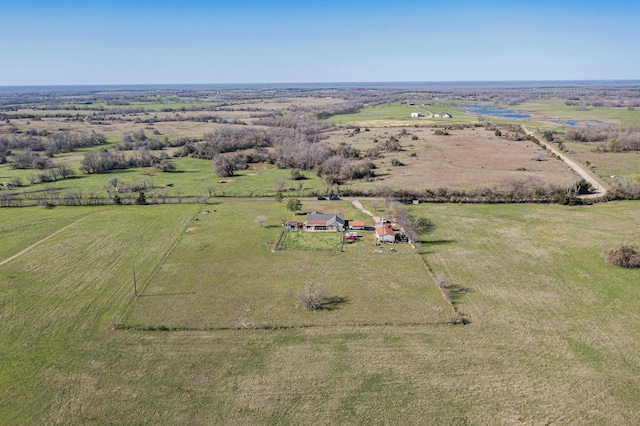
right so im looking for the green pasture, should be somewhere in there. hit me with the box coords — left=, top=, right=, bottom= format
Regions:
left=560, top=140, right=640, bottom=182
left=127, top=200, right=444, bottom=329
left=2, top=201, right=640, bottom=424
left=327, top=98, right=640, bottom=129
left=0, top=157, right=328, bottom=201
left=326, top=102, right=476, bottom=126
left=516, top=98, right=640, bottom=127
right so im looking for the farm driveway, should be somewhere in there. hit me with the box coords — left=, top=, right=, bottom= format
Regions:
left=351, top=199, right=382, bottom=224
left=0, top=214, right=94, bottom=267
left=522, top=126, right=608, bottom=199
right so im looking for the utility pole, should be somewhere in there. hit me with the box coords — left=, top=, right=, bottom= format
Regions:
left=133, top=265, right=138, bottom=297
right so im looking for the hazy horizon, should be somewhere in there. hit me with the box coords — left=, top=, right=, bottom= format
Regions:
left=1, top=0, right=639, bottom=86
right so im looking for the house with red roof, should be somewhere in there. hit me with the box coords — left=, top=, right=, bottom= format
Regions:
left=375, top=225, right=396, bottom=243
left=304, top=212, right=345, bottom=232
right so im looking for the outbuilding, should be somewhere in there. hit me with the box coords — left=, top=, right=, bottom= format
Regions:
left=347, top=220, right=365, bottom=230
left=375, top=225, right=396, bottom=243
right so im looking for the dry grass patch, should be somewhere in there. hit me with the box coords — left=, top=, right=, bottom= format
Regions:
left=326, top=126, right=576, bottom=191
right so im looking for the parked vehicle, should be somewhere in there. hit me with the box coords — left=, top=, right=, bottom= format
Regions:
left=330, top=195, right=340, bottom=200
left=317, top=196, right=326, bottom=200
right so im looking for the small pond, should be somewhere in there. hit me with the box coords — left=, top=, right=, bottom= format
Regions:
left=464, top=105, right=531, bottom=119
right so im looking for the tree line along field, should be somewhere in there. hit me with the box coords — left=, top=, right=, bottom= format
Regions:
left=1, top=200, right=640, bottom=424
left=2, top=84, right=640, bottom=206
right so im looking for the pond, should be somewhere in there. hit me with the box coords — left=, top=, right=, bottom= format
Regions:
left=464, top=105, right=531, bottom=119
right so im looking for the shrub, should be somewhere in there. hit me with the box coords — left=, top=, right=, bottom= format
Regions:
left=296, top=283, right=326, bottom=311
left=604, top=244, right=640, bottom=268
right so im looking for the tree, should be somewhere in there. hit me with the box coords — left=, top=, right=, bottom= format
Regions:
left=275, top=192, right=284, bottom=203
left=274, top=175, right=286, bottom=192
left=296, top=283, right=326, bottom=311
left=255, top=215, right=267, bottom=227
left=211, top=154, right=235, bottom=177
left=109, top=176, right=122, bottom=191
left=135, top=191, right=146, bottom=205
left=290, top=168, right=303, bottom=180
left=287, top=197, right=302, bottom=215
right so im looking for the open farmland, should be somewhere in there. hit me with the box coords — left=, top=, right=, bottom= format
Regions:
left=125, top=200, right=450, bottom=329
left=3, top=84, right=640, bottom=424
left=325, top=125, right=577, bottom=192
left=1, top=201, right=640, bottom=424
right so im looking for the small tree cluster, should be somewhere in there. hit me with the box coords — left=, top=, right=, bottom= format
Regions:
left=80, top=149, right=169, bottom=174
left=604, top=244, right=640, bottom=268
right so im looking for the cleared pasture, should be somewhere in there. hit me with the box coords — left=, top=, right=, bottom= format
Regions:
left=325, top=125, right=577, bottom=192
left=560, top=140, right=640, bottom=184
left=515, top=98, right=640, bottom=127
left=126, top=201, right=450, bottom=329
left=327, top=101, right=477, bottom=126
left=1, top=201, right=640, bottom=424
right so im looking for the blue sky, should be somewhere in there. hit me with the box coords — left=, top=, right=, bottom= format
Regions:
left=0, top=0, right=638, bottom=85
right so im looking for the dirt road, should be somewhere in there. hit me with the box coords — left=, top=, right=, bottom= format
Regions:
left=0, top=214, right=94, bottom=267
left=521, top=126, right=608, bottom=199
left=350, top=199, right=382, bottom=224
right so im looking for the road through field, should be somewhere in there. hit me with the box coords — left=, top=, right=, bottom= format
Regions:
left=350, top=199, right=382, bottom=224
left=521, top=126, right=608, bottom=199
left=0, top=213, right=94, bottom=267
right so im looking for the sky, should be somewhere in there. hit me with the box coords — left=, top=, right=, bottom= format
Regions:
left=0, top=0, right=638, bottom=86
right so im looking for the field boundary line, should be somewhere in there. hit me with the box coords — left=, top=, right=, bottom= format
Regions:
left=417, top=255, right=459, bottom=318
left=117, top=206, right=200, bottom=327
left=0, top=213, right=96, bottom=267
left=118, top=319, right=466, bottom=332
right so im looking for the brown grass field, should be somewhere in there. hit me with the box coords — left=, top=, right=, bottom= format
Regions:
left=326, top=126, right=577, bottom=191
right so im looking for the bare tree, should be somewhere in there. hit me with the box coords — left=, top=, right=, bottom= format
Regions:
left=274, top=175, right=286, bottom=193
left=211, top=154, right=236, bottom=177
left=297, top=283, right=326, bottom=311
left=255, top=215, right=267, bottom=227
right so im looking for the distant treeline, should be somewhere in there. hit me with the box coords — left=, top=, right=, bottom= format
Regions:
left=0, top=131, right=107, bottom=165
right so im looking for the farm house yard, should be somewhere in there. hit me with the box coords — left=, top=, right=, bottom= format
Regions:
left=126, top=201, right=450, bottom=329
left=1, top=201, right=640, bottom=424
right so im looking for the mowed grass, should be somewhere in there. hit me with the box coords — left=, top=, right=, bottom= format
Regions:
left=0, top=204, right=198, bottom=423
left=126, top=201, right=451, bottom=329
left=2, top=201, right=640, bottom=424
left=0, top=207, right=94, bottom=261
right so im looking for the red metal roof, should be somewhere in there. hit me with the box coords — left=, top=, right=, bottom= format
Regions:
left=375, top=226, right=395, bottom=236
